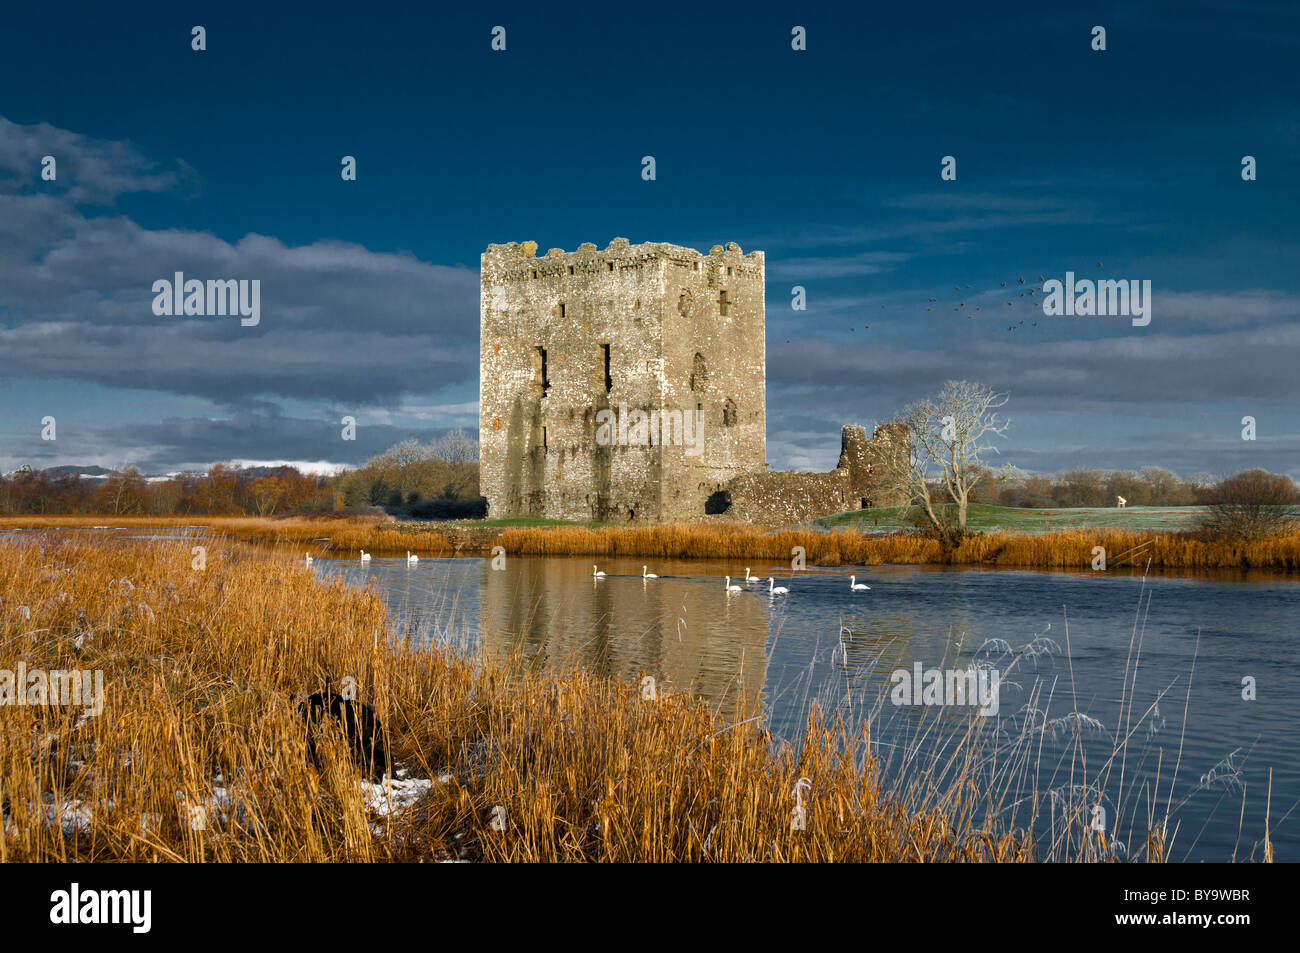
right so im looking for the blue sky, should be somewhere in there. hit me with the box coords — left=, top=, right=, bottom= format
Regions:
left=2, top=0, right=1298, bottom=477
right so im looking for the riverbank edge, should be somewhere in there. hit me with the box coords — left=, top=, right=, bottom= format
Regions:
left=4, top=516, right=1299, bottom=571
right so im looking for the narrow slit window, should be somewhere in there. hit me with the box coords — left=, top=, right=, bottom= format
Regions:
left=602, top=343, right=612, bottom=392
left=691, top=352, right=707, bottom=392
left=718, top=290, right=730, bottom=316
left=534, top=346, right=550, bottom=393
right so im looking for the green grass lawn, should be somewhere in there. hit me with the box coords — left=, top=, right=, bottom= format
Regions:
left=816, top=502, right=1209, bottom=534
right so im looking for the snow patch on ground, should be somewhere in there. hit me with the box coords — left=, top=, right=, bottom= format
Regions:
left=361, top=776, right=435, bottom=817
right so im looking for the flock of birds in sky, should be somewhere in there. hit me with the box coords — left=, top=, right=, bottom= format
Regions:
left=781, top=263, right=1107, bottom=343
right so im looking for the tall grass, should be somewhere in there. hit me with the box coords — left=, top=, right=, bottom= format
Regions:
left=6, top=516, right=1298, bottom=569
left=0, top=515, right=452, bottom=558
left=0, top=532, right=1190, bottom=862
left=497, top=524, right=1300, bottom=570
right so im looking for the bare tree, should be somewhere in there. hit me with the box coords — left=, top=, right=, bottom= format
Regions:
left=433, top=428, right=479, bottom=465
left=1198, top=469, right=1299, bottom=540
left=888, top=380, right=1010, bottom=537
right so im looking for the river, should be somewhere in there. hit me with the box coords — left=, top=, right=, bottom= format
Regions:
left=315, top=553, right=1298, bottom=862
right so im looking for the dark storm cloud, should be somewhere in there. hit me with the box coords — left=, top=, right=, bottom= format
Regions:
left=768, top=302, right=1300, bottom=414
left=0, top=117, right=479, bottom=407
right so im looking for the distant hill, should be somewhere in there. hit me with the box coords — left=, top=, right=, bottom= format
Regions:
left=41, top=465, right=118, bottom=478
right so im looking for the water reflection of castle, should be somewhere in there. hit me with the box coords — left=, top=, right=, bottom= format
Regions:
left=479, top=557, right=769, bottom=718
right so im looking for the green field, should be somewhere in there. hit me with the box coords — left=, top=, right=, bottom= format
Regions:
left=816, top=503, right=1209, bottom=534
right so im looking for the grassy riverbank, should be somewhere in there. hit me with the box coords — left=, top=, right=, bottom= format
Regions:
left=495, top=524, right=1300, bottom=570
left=818, top=502, right=1210, bottom=534
left=4, top=514, right=1298, bottom=569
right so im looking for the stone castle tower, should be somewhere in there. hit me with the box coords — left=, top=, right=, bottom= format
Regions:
left=480, top=238, right=766, bottom=522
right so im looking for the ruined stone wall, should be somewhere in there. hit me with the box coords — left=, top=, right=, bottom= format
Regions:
left=480, top=238, right=765, bottom=523
left=724, top=467, right=853, bottom=525
left=859, top=423, right=911, bottom=508
left=722, top=424, right=911, bottom=526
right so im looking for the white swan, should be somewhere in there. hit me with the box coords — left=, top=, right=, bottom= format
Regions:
left=850, top=575, right=870, bottom=590
left=768, top=577, right=789, bottom=595
left=724, top=576, right=742, bottom=592
left=407, top=551, right=419, bottom=565
left=360, top=550, right=371, bottom=562
left=642, top=566, right=658, bottom=578
left=744, top=567, right=759, bottom=582
left=304, top=553, right=313, bottom=567
left=593, top=565, right=606, bottom=577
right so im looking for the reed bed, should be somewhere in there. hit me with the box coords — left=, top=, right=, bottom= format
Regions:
left=498, top=523, right=1300, bottom=570
left=7, top=515, right=1299, bottom=569
left=0, top=531, right=1163, bottom=862
left=0, top=515, right=453, bottom=558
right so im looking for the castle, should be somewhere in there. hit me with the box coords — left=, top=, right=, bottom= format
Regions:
left=479, top=238, right=904, bottom=525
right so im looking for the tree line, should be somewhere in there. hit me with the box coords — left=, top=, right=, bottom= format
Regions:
left=0, top=429, right=482, bottom=517
left=0, top=464, right=335, bottom=516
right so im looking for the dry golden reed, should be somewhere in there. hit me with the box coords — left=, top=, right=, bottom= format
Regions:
left=496, top=523, right=1300, bottom=570
left=6, top=515, right=1298, bottom=569
left=0, top=515, right=452, bottom=559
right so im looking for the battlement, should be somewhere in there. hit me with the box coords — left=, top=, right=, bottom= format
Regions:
left=482, top=238, right=764, bottom=283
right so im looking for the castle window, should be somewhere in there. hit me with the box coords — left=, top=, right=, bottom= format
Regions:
left=607, top=261, right=614, bottom=272
left=533, top=346, right=550, bottom=394
left=532, top=269, right=538, bottom=279
left=718, top=290, right=730, bottom=316
left=723, top=398, right=738, bottom=427
left=543, top=426, right=548, bottom=452
left=727, top=267, right=733, bottom=276
left=691, top=353, right=708, bottom=392
left=602, top=343, right=612, bottom=392
left=568, top=265, right=575, bottom=275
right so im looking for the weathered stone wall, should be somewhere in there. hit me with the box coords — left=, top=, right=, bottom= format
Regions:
left=660, top=241, right=765, bottom=521
left=722, top=424, right=911, bottom=526
left=859, top=423, right=911, bottom=508
left=480, top=238, right=765, bottom=522
left=724, top=467, right=853, bottom=525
